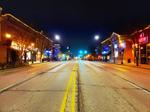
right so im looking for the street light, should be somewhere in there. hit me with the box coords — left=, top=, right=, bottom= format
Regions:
left=94, top=35, right=100, bottom=40
left=55, top=34, right=60, bottom=41
left=84, top=50, right=88, bottom=54
left=79, top=50, right=83, bottom=54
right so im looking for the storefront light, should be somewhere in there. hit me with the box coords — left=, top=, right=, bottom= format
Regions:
left=119, top=42, right=126, bottom=48
left=139, top=33, right=148, bottom=44
left=135, top=44, right=138, bottom=48
left=26, top=52, right=31, bottom=60
left=114, top=51, right=118, bottom=58
left=31, top=43, right=35, bottom=47
left=11, top=41, right=19, bottom=50
left=141, top=47, right=143, bottom=50
left=5, top=33, right=12, bottom=39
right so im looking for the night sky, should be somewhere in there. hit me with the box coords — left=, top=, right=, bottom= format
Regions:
left=0, top=0, right=150, bottom=55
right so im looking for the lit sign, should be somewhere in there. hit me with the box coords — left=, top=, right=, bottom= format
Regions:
left=139, top=33, right=148, bottom=44
left=114, top=44, right=118, bottom=49
left=102, top=45, right=110, bottom=55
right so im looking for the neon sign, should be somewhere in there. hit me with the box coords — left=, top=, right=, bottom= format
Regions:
left=139, top=33, right=148, bottom=44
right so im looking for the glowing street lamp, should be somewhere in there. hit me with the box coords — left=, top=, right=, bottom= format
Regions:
left=79, top=50, right=83, bottom=54
left=55, top=34, right=60, bottom=41
left=84, top=50, right=88, bottom=54
left=94, top=35, right=100, bottom=40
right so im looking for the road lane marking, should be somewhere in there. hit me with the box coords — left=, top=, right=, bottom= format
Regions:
left=127, top=81, right=150, bottom=95
left=48, top=63, right=66, bottom=72
left=89, top=62, right=150, bottom=96
left=60, top=64, right=78, bottom=112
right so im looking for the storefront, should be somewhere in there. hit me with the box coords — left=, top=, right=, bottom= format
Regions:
left=101, top=37, right=112, bottom=62
left=138, top=32, right=150, bottom=64
left=102, top=45, right=111, bottom=62
left=0, top=14, right=53, bottom=67
left=111, top=32, right=127, bottom=64
left=131, top=25, right=150, bottom=65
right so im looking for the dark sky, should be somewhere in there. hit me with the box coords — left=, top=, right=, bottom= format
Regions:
left=0, top=0, right=150, bottom=55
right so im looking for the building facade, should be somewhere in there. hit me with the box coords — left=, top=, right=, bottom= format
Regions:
left=101, top=25, right=150, bottom=65
left=101, top=37, right=112, bottom=62
left=0, top=14, right=53, bottom=66
left=130, top=25, right=150, bottom=64
left=101, top=32, right=134, bottom=64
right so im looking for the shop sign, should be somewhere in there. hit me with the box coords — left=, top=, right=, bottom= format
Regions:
left=139, top=33, right=148, bottom=44
left=102, top=45, right=110, bottom=55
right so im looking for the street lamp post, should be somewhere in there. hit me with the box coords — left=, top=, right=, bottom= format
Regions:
left=31, top=43, right=35, bottom=64
left=94, top=35, right=101, bottom=57
left=135, top=43, right=139, bottom=66
left=52, top=34, right=61, bottom=61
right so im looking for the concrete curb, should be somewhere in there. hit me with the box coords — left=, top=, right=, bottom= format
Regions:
left=91, top=62, right=150, bottom=95
left=0, top=63, right=62, bottom=94
left=93, top=61, right=150, bottom=70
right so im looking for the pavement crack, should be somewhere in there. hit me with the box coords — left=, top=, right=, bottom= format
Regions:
left=79, top=83, right=142, bottom=90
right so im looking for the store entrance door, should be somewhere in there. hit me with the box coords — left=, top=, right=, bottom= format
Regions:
left=140, top=44, right=146, bottom=64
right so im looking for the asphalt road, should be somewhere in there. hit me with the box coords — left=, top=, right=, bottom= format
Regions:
left=79, top=61, right=150, bottom=112
left=0, top=62, right=75, bottom=112
left=0, top=61, right=150, bottom=112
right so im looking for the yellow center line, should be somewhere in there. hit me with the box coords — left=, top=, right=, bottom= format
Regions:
left=60, top=64, right=78, bottom=112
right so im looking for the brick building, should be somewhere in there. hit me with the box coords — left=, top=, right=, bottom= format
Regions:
left=101, top=25, right=150, bottom=65
left=0, top=14, right=53, bottom=67
left=130, top=25, right=150, bottom=65
left=101, top=32, right=134, bottom=64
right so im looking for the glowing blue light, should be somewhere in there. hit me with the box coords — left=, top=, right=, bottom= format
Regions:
left=84, top=50, right=88, bottom=54
left=79, top=50, right=83, bottom=54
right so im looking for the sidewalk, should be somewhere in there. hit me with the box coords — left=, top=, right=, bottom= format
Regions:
left=91, top=61, right=150, bottom=90
left=0, top=62, right=62, bottom=93
left=123, top=63, right=150, bottom=70
left=114, top=63, right=150, bottom=70
left=100, top=61, right=150, bottom=70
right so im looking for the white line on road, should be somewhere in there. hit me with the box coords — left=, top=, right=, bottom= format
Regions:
left=48, top=63, right=66, bottom=73
left=88, top=61, right=150, bottom=96
left=128, top=81, right=150, bottom=95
